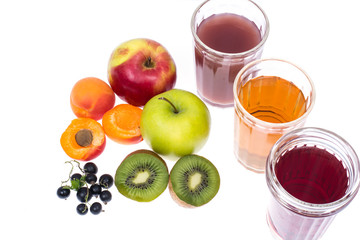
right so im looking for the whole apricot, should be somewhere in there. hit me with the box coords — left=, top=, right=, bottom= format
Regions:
left=70, top=77, right=115, bottom=121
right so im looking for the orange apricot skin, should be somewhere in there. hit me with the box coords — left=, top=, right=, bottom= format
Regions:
left=60, top=118, right=106, bottom=161
left=70, top=77, right=115, bottom=121
left=102, top=104, right=143, bottom=145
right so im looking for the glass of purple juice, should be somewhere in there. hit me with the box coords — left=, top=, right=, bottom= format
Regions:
left=191, top=0, right=269, bottom=107
left=266, top=127, right=360, bottom=240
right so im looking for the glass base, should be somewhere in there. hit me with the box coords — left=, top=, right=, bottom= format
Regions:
left=266, top=207, right=333, bottom=240
left=266, top=211, right=282, bottom=240
left=197, top=90, right=234, bottom=108
left=234, top=148, right=266, bottom=173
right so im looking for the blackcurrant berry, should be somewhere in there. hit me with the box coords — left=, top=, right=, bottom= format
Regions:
left=85, top=173, right=97, bottom=185
left=76, top=203, right=88, bottom=215
left=57, top=186, right=70, bottom=199
left=76, top=187, right=92, bottom=202
left=71, top=173, right=85, bottom=191
left=90, top=184, right=102, bottom=197
left=99, top=174, right=114, bottom=189
left=100, top=190, right=112, bottom=204
left=71, top=173, right=82, bottom=181
left=84, top=162, right=98, bottom=174
left=90, top=202, right=102, bottom=215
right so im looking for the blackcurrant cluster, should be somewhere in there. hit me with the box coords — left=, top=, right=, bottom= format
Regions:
left=57, top=160, right=114, bottom=215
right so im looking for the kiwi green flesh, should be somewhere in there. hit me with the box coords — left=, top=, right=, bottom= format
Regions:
left=115, top=150, right=169, bottom=202
left=170, top=155, right=220, bottom=207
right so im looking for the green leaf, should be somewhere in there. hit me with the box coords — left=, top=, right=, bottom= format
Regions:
left=71, top=178, right=85, bottom=191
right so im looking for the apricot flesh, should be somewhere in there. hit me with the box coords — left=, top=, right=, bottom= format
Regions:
left=102, top=104, right=143, bottom=144
left=61, top=118, right=106, bottom=161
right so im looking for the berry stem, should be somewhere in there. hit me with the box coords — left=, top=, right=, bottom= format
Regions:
left=61, top=160, right=85, bottom=187
left=61, top=160, right=75, bottom=185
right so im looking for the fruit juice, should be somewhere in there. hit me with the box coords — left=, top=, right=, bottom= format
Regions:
left=195, top=13, right=262, bottom=106
left=268, top=145, right=349, bottom=239
left=275, top=146, right=348, bottom=204
left=234, top=76, right=307, bottom=172
left=197, top=13, right=261, bottom=54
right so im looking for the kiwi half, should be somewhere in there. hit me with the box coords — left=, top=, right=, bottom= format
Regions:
left=115, top=149, right=169, bottom=202
left=169, top=154, right=220, bottom=207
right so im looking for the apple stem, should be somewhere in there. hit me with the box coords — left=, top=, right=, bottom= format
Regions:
left=158, top=97, right=179, bottom=114
left=144, top=57, right=154, bottom=68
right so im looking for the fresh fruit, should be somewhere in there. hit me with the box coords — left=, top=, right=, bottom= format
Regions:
left=58, top=160, right=114, bottom=214
left=60, top=118, right=106, bottom=161
left=90, top=202, right=103, bottom=215
left=90, top=184, right=102, bottom=197
left=76, top=203, right=88, bottom=215
left=76, top=187, right=93, bottom=203
left=85, top=173, right=97, bottom=185
left=84, top=162, right=98, bottom=174
left=99, top=174, right=114, bottom=189
left=107, top=38, right=176, bottom=106
left=169, top=154, right=220, bottom=207
left=71, top=173, right=82, bottom=181
left=140, top=89, right=211, bottom=158
left=70, top=77, right=115, bottom=121
left=115, top=149, right=169, bottom=202
left=102, top=104, right=143, bottom=144
left=57, top=186, right=71, bottom=199
left=100, top=190, right=112, bottom=204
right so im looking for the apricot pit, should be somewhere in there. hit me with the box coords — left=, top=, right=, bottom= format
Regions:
left=75, top=129, right=93, bottom=147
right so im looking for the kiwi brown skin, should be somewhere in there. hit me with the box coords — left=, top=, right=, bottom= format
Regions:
left=168, top=179, right=196, bottom=208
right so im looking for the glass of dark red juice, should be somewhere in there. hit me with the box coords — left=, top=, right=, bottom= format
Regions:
left=266, top=127, right=360, bottom=240
left=191, top=0, right=269, bottom=107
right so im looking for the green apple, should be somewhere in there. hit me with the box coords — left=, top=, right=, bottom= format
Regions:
left=140, top=89, right=211, bottom=158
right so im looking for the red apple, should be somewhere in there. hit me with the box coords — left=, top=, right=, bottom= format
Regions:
left=107, top=38, right=176, bottom=106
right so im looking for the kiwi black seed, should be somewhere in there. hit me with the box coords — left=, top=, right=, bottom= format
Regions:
left=115, top=149, right=169, bottom=202
left=169, top=154, right=220, bottom=207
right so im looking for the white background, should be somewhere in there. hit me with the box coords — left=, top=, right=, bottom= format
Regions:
left=1, top=0, right=360, bottom=239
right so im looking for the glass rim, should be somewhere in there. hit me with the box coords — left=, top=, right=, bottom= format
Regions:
left=190, top=0, right=270, bottom=59
left=265, top=127, right=360, bottom=217
left=233, top=58, right=316, bottom=132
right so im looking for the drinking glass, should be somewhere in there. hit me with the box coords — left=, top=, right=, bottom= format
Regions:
left=266, top=127, right=360, bottom=240
left=191, top=0, right=269, bottom=107
left=233, top=58, right=315, bottom=173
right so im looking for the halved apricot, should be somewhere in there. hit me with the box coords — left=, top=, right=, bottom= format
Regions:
left=61, top=118, right=106, bottom=161
left=102, top=104, right=143, bottom=144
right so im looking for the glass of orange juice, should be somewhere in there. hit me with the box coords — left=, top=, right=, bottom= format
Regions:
left=233, top=58, right=316, bottom=173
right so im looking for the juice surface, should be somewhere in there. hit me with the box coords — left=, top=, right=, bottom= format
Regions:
left=275, top=146, right=348, bottom=204
left=197, top=13, right=261, bottom=53
left=239, top=76, right=307, bottom=123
